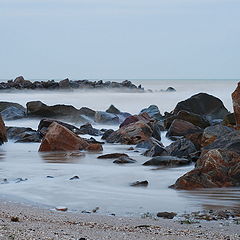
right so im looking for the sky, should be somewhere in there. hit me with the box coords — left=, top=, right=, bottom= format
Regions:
left=0, top=0, right=239, bottom=80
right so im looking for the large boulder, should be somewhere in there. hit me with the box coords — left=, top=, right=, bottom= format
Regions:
left=140, top=105, right=162, bottom=121
left=39, top=122, right=101, bottom=152
left=143, top=156, right=190, bottom=167
left=106, top=121, right=153, bottom=144
left=223, top=113, right=236, bottom=127
left=171, top=149, right=240, bottom=189
left=166, top=119, right=201, bottom=138
left=201, top=124, right=234, bottom=147
left=164, top=110, right=210, bottom=129
left=79, top=107, right=96, bottom=119
left=165, top=138, right=197, bottom=159
left=7, top=127, right=41, bottom=143
left=232, top=82, right=240, bottom=128
left=119, top=112, right=151, bottom=128
left=79, top=123, right=102, bottom=136
left=173, top=93, right=229, bottom=121
left=0, top=101, right=26, bottom=112
left=94, top=111, right=119, bottom=124
left=27, top=101, right=81, bottom=121
left=0, top=114, right=7, bottom=144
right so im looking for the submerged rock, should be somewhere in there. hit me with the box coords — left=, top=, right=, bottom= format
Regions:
left=171, top=149, right=240, bottom=189
left=113, top=156, right=137, bottom=164
left=143, top=156, right=190, bottom=167
left=97, top=153, right=128, bottom=159
left=157, top=212, right=177, bottom=219
left=130, top=180, right=148, bottom=187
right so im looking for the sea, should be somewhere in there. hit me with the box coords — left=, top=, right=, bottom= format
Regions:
left=0, top=79, right=239, bottom=217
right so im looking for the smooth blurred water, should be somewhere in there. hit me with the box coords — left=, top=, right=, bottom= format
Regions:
left=0, top=79, right=239, bottom=216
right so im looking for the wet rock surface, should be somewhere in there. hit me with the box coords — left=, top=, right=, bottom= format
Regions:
left=143, top=156, right=191, bottom=167
left=130, top=180, right=149, bottom=187
left=0, top=114, right=7, bottom=145
left=97, top=153, right=128, bottom=159
left=113, top=156, right=137, bottom=164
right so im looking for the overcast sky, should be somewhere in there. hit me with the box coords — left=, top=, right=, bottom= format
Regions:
left=0, top=0, right=239, bottom=79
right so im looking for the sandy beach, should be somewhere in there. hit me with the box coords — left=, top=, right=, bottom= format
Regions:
left=0, top=200, right=239, bottom=240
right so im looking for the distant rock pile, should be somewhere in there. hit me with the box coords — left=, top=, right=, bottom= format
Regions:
left=0, top=76, right=144, bottom=91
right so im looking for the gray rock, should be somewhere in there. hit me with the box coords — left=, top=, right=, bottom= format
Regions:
left=113, top=156, right=137, bottom=164
left=94, top=111, right=119, bottom=124
left=140, top=105, right=162, bottom=120
left=1, top=106, right=25, bottom=120
left=130, top=180, right=148, bottom=187
left=143, top=156, right=191, bottom=166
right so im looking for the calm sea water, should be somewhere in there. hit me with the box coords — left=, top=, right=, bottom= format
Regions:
left=0, top=79, right=239, bottom=216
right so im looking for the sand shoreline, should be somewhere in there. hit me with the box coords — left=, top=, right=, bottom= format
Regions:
left=0, top=200, right=239, bottom=240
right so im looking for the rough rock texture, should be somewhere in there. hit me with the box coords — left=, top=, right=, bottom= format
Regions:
left=59, top=78, right=70, bottom=88
left=1, top=106, right=25, bottom=120
left=113, top=156, right=137, bottom=164
left=94, top=111, right=119, bottom=124
left=101, top=129, right=114, bottom=140
left=140, top=105, right=162, bottom=120
left=97, top=153, right=128, bottom=159
left=106, top=121, right=153, bottom=144
left=164, top=110, right=210, bottom=129
left=143, top=156, right=190, bottom=167
left=232, top=82, right=240, bottom=128
left=136, top=137, right=163, bottom=150
left=166, top=119, right=201, bottom=138
left=79, top=123, right=102, bottom=136
left=78, top=107, right=96, bottom=118
left=106, top=105, right=121, bottom=114
left=39, top=122, right=91, bottom=151
left=143, top=144, right=167, bottom=157
left=173, top=93, right=229, bottom=120
left=119, top=112, right=151, bottom=128
left=0, top=101, right=26, bottom=112
left=223, top=113, right=236, bottom=127
left=165, top=138, right=197, bottom=158
left=201, top=124, right=234, bottom=147
left=0, top=114, right=7, bottom=144
left=171, top=149, right=240, bottom=189
left=7, top=127, right=41, bottom=143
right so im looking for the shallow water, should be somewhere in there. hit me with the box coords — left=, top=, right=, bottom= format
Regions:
left=0, top=79, right=240, bottom=216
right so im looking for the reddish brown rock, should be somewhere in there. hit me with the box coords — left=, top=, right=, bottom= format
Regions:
left=171, top=149, right=240, bottom=189
left=166, top=119, right=201, bottom=138
left=86, top=143, right=103, bottom=151
left=0, top=114, right=7, bottom=145
left=119, top=112, right=151, bottom=128
left=106, top=121, right=153, bottom=144
left=232, top=82, right=240, bottom=128
left=39, top=122, right=90, bottom=151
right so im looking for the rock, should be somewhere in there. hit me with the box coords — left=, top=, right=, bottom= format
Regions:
left=223, top=113, right=236, bottom=126
left=171, top=149, right=240, bottom=189
left=0, top=101, right=26, bottom=112
left=13, top=76, right=32, bottom=88
left=166, top=87, right=176, bottom=92
left=173, top=93, right=229, bottom=121
left=136, top=137, right=163, bottom=150
left=130, top=180, right=148, bottom=187
left=79, top=123, right=102, bottom=136
left=55, top=206, right=68, bottom=212
left=38, top=119, right=80, bottom=136
left=7, top=127, right=41, bottom=143
left=79, top=107, right=96, bottom=118
left=106, top=105, right=121, bottom=114
left=151, top=122, right=162, bottom=141
left=86, top=137, right=104, bottom=145
left=38, top=122, right=90, bottom=152
left=97, top=153, right=128, bottom=159
left=1, top=106, right=26, bottom=120
left=69, top=176, right=80, bottom=180
left=27, top=101, right=81, bottom=121
left=166, top=119, right=201, bottom=138
left=119, top=112, right=151, bottom=128
left=165, top=138, right=197, bottom=158
left=86, top=143, right=103, bottom=151
left=106, top=121, right=153, bottom=144
left=11, top=216, right=20, bottom=222
left=94, top=111, right=119, bottom=124
left=113, top=156, right=137, bottom=164
left=143, top=144, right=167, bottom=157
left=201, top=124, right=234, bottom=147
left=185, top=132, right=203, bottom=150
left=164, top=110, right=210, bottom=129
left=59, top=78, right=70, bottom=88
left=232, top=82, right=240, bottom=128
left=140, top=105, right=162, bottom=120
left=203, top=130, right=240, bottom=154
left=0, top=115, right=7, bottom=145
left=143, top=156, right=190, bottom=166
left=101, top=129, right=114, bottom=140
left=157, top=212, right=177, bottom=219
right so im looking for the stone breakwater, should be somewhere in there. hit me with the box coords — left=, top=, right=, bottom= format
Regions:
left=0, top=76, right=144, bottom=91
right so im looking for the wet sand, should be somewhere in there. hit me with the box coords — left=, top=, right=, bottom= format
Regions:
left=0, top=200, right=239, bottom=240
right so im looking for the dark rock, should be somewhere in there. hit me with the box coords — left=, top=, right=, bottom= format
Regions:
left=0, top=115, right=7, bottom=145
left=120, top=112, right=151, bottom=128
left=97, top=153, right=128, bottom=159
left=79, top=123, right=102, bottom=136
left=86, top=143, right=103, bottom=152
left=164, top=110, right=210, bottom=129
left=171, top=149, right=240, bottom=189
left=86, top=137, right=104, bottom=145
left=1, top=106, right=26, bottom=120
left=157, top=212, right=177, bottom=219
left=79, top=107, right=96, bottom=118
left=165, top=138, right=197, bottom=158
left=166, top=119, right=201, bottom=138
left=106, top=121, right=153, bottom=144
left=136, top=137, right=162, bottom=150
left=11, top=216, right=20, bottom=222
left=232, top=82, right=240, bottom=127
left=143, top=156, right=190, bottom=166
left=140, top=105, right=162, bottom=120
left=59, top=78, right=70, bottom=88
left=173, top=93, right=229, bottom=121
left=7, top=127, right=41, bottom=143
left=113, top=156, right=137, bottom=164
left=201, top=124, right=234, bottom=147
left=166, top=87, right=176, bottom=92
left=143, top=144, right=167, bottom=157
left=130, top=180, right=148, bottom=187
left=0, top=101, right=26, bottom=112
left=185, top=132, right=203, bottom=150
left=223, top=113, right=236, bottom=126
left=106, top=105, right=121, bottom=114
left=101, top=129, right=114, bottom=140
left=94, top=111, right=119, bottom=124
left=152, top=122, right=162, bottom=141
left=38, top=119, right=80, bottom=136
left=69, top=176, right=80, bottom=180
